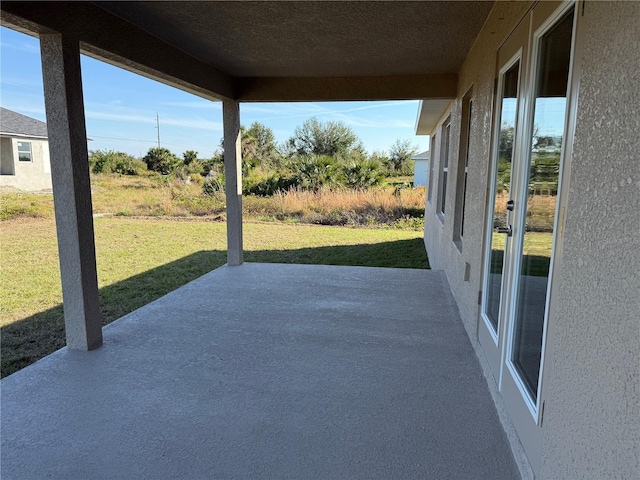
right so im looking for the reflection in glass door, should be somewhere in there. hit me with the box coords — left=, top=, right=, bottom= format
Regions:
left=478, top=16, right=529, bottom=380
left=509, top=6, right=575, bottom=403
left=483, top=61, right=520, bottom=335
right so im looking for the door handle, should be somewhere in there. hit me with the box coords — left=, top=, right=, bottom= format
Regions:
left=496, top=226, right=513, bottom=236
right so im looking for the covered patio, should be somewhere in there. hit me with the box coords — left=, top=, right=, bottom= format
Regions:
left=1, top=263, right=519, bottom=479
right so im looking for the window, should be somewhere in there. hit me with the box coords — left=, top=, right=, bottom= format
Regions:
left=438, top=120, right=451, bottom=217
left=454, top=88, right=473, bottom=248
left=17, top=141, right=32, bottom=162
left=427, top=134, right=436, bottom=203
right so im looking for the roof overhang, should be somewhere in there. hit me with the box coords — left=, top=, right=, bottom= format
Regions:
left=414, top=99, right=454, bottom=135
left=0, top=1, right=494, bottom=103
left=0, top=132, right=48, bottom=140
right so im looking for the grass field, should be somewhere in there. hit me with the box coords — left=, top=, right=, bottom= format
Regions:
left=0, top=217, right=428, bottom=377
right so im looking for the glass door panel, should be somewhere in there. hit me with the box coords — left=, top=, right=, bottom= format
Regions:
left=510, top=5, right=575, bottom=403
left=478, top=2, right=577, bottom=475
left=484, top=62, right=520, bottom=334
left=478, top=16, right=529, bottom=380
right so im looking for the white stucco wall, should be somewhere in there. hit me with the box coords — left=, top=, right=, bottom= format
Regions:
left=422, top=1, right=638, bottom=479
left=540, top=2, right=640, bottom=478
left=0, top=136, right=52, bottom=191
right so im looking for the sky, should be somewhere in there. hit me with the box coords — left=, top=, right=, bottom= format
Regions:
left=0, top=27, right=429, bottom=159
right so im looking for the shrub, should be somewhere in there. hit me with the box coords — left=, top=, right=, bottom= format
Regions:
left=243, top=174, right=299, bottom=196
left=89, top=150, right=146, bottom=175
left=203, top=174, right=225, bottom=195
left=190, top=173, right=204, bottom=185
left=342, top=159, right=385, bottom=189
left=187, top=160, right=205, bottom=176
left=143, top=147, right=182, bottom=175
left=292, top=155, right=343, bottom=192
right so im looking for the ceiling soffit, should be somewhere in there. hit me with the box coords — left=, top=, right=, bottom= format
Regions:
left=1, top=1, right=496, bottom=101
left=96, top=1, right=494, bottom=78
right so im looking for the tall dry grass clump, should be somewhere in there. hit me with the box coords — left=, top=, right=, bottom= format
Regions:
left=2, top=174, right=426, bottom=230
left=243, top=187, right=426, bottom=228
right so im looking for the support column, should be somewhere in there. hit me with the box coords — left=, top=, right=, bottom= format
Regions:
left=40, top=34, right=102, bottom=350
left=222, top=101, right=243, bottom=265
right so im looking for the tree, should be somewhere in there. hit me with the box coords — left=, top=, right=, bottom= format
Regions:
left=183, top=150, right=198, bottom=165
left=143, top=147, right=182, bottom=175
left=369, top=150, right=389, bottom=164
left=287, top=118, right=362, bottom=158
left=499, top=123, right=514, bottom=163
left=217, top=122, right=281, bottom=174
left=387, top=139, right=418, bottom=174
left=247, top=122, right=278, bottom=162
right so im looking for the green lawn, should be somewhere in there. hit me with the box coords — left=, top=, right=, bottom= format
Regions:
left=0, top=217, right=428, bottom=377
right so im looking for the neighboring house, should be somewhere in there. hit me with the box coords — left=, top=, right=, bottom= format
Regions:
left=0, top=2, right=637, bottom=479
left=0, top=107, right=52, bottom=191
left=411, top=150, right=429, bottom=188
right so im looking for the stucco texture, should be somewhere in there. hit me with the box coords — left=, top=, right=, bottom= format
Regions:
left=424, top=1, right=533, bottom=339
left=422, top=1, right=639, bottom=478
left=540, top=2, right=640, bottom=479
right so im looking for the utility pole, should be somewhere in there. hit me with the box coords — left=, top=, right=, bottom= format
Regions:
left=155, top=112, right=160, bottom=147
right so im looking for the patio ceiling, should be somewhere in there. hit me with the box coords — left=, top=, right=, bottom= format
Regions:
left=0, top=1, right=494, bottom=101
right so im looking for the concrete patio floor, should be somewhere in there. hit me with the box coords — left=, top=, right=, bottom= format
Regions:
left=1, top=263, right=519, bottom=479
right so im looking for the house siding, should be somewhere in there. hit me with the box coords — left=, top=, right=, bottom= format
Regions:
left=0, top=136, right=52, bottom=191
left=423, top=1, right=639, bottom=479
left=413, top=159, right=428, bottom=187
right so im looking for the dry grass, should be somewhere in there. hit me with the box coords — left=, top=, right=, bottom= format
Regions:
left=90, top=174, right=224, bottom=217
left=280, top=187, right=425, bottom=213
left=1, top=174, right=425, bottom=229
left=245, top=187, right=426, bottom=228
left=0, top=188, right=55, bottom=220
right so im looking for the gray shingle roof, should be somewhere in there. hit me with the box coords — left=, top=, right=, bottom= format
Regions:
left=0, top=108, right=48, bottom=138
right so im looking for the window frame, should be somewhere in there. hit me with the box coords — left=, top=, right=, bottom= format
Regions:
left=17, top=141, right=33, bottom=162
left=453, top=88, right=474, bottom=249
left=427, top=134, right=437, bottom=204
left=437, top=119, right=451, bottom=220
